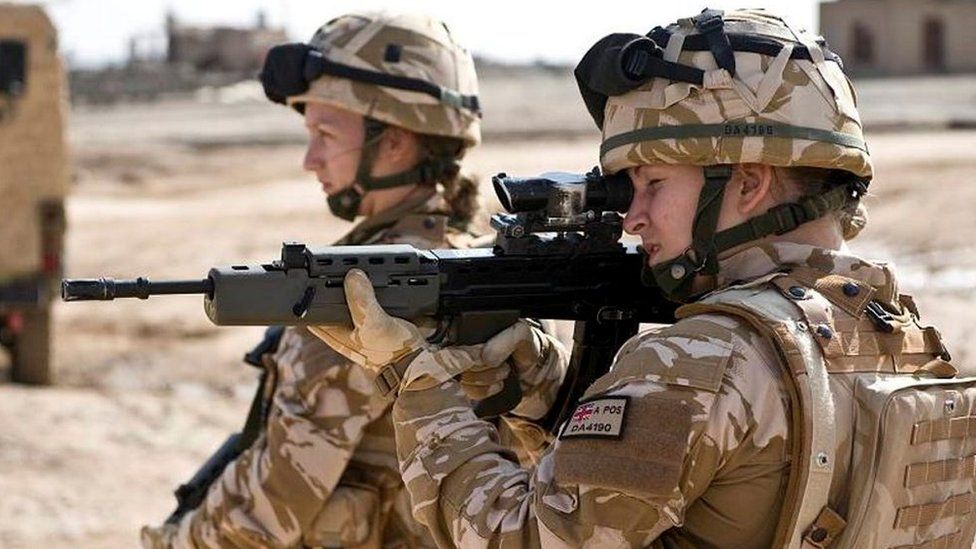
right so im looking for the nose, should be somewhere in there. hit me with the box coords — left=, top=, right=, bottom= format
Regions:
left=303, top=139, right=324, bottom=172
left=623, top=192, right=648, bottom=236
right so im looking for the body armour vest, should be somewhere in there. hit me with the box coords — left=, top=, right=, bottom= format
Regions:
left=679, top=265, right=976, bottom=548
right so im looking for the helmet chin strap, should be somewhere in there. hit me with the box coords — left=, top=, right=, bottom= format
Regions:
left=646, top=165, right=866, bottom=302
left=647, top=165, right=731, bottom=301
left=326, top=118, right=456, bottom=221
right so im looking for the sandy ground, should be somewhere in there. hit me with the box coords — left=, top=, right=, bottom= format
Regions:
left=1, top=94, right=975, bottom=547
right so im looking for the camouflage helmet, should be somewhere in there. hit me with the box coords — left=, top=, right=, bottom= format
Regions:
left=576, top=9, right=872, bottom=302
left=287, top=11, right=481, bottom=147
left=577, top=8, right=872, bottom=180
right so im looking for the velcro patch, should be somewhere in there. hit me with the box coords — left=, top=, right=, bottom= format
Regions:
left=559, top=397, right=628, bottom=439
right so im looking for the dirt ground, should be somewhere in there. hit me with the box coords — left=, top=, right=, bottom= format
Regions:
left=1, top=95, right=974, bottom=547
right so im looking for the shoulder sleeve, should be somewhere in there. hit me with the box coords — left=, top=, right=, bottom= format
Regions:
left=553, top=312, right=788, bottom=525
left=391, top=314, right=789, bottom=548
left=551, top=315, right=740, bottom=518
left=161, top=328, right=391, bottom=547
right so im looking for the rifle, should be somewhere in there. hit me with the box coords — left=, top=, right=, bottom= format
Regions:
left=164, top=326, right=284, bottom=524
left=165, top=433, right=243, bottom=524
left=63, top=168, right=676, bottom=427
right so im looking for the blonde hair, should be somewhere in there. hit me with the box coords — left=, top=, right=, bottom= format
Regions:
left=418, top=134, right=482, bottom=227
left=773, top=166, right=868, bottom=240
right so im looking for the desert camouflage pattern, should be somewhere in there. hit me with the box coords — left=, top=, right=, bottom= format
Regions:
left=600, top=9, right=873, bottom=180
left=384, top=242, right=967, bottom=548
left=141, top=191, right=562, bottom=548
left=288, top=11, right=481, bottom=147
left=682, top=243, right=976, bottom=548
left=140, top=192, right=455, bottom=549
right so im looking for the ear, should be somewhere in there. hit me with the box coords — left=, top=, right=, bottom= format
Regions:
left=730, top=163, right=776, bottom=216
left=378, top=126, right=419, bottom=164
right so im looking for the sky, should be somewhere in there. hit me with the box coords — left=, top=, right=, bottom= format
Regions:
left=42, top=0, right=825, bottom=68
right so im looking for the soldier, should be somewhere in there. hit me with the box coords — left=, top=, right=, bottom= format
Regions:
left=141, top=11, right=566, bottom=548
left=311, top=8, right=976, bottom=548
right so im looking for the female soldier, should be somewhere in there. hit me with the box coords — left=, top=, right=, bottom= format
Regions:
left=142, top=12, right=565, bottom=548
left=312, top=8, right=975, bottom=549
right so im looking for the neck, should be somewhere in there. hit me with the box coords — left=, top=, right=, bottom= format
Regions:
left=770, top=215, right=846, bottom=251
left=715, top=214, right=847, bottom=265
left=359, top=184, right=427, bottom=217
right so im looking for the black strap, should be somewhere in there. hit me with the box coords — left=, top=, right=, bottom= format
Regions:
left=648, top=166, right=732, bottom=299
left=690, top=166, right=731, bottom=276
left=622, top=39, right=705, bottom=85
left=240, top=326, right=286, bottom=449
left=647, top=27, right=844, bottom=67
left=362, top=156, right=458, bottom=191
left=349, top=117, right=457, bottom=194
left=693, top=9, right=737, bottom=76
left=304, top=50, right=481, bottom=115
left=646, top=168, right=865, bottom=302
left=712, top=183, right=859, bottom=251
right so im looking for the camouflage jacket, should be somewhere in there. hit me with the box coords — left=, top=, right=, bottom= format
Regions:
left=390, top=242, right=914, bottom=548
left=143, top=190, right=558, bottom=548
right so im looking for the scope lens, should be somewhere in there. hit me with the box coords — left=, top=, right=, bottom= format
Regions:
left=492, top=174, right=553, bottom=213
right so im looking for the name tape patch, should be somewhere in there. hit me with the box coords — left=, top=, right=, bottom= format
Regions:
left=560, top=396, right=628, bottom=439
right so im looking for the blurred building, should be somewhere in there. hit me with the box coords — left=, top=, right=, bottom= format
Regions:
left=68, top=11, right=287, bottom=104
left=165, top=11, right=286, bottom=73
left=820, top=0, right=976, bottom=76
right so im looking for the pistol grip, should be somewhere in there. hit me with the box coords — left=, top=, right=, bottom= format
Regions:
left=473, top=367, right=522, bottom=418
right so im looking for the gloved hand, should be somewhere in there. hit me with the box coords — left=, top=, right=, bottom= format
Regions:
left=481, top=319, right=566, bottom=419
left=307, top=269, right=487, bottom=397
left=457, top=360, right=513, bottom=401
left=308, top=269, right=567, bottom=415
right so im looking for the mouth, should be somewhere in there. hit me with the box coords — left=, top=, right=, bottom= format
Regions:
left=644, top=244, right=661, bottom=263
left=319, top=180, right=333, bottom=194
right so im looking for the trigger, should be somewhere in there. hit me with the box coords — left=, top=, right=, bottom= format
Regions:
left=426, top=318, right=453, bottom=345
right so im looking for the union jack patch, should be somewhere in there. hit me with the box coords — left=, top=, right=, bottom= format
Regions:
left=560, top=396, right=628, bottom=439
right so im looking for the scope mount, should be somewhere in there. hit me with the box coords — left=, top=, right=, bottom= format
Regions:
left=491, top=209, right=625, bottom=256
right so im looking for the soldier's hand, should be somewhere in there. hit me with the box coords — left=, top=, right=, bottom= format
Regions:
left=308, top=268, right=426, bottom=369
left=308, top=269, right=486, bottom=397
left=458, top=360, right=513, bottom=401
left=482, top=320, right=546, bottom=372
left=482, top=320, right=567, bottom=420
left=456, top=321, right=546, bottom=402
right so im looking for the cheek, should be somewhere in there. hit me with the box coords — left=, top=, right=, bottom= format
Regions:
left=331, top=144, right=361, bottom=184
left=653, top=188, right=697, bottom=249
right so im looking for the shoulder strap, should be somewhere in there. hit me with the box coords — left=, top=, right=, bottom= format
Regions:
left=679, top=281, right=839, bottom=548
left=240, top=326, right=286, bottom=449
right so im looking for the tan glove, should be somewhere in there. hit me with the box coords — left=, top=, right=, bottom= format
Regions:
left=457, top=360, right=513, bottom=401
left=482, top=320, right=546, bottom=373
left=308, top=269, right=487, bottom=397
left=481, top=320, right=567, bottom=419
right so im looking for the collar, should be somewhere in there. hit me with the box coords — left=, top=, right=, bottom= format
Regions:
left=714, top=242, right=899, bottom=303
left=334, top=187, right=450, bottom=246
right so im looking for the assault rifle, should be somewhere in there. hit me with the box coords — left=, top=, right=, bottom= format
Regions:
left=62, top=168, right=677, bottom=426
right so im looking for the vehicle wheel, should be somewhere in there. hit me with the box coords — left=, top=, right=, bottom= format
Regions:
left=11, top=308, right=52, bottom=385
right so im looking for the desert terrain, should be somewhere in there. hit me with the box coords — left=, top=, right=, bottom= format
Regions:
left=1, top=73, right=975, bottom=547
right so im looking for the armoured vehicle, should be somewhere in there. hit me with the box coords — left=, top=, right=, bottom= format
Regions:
left=0, top=4, right=69, bottom=384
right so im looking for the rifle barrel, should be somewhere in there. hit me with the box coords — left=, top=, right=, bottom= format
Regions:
left=61, top=277, right=213, bottom=301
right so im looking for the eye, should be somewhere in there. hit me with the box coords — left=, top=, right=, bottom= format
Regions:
left=315, top=125, right=337, bottom=140
left=646, top=178, right=663, bottom=189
